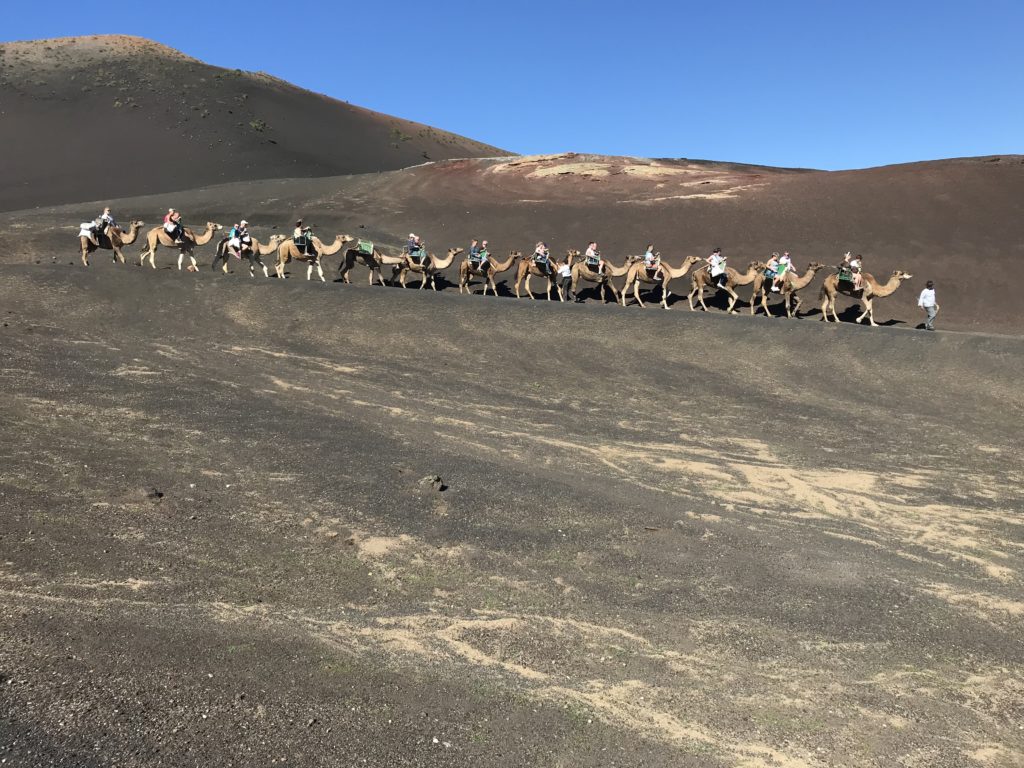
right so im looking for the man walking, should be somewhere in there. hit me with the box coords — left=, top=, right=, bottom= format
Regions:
left=918, top=280, right=939, bottom=331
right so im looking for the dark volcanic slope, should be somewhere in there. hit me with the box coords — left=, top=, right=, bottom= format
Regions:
left=1, top=262, right=1023, bottom=767
left=3, top=152, right=1023, bottom=334
left=0, top=35, right=506, bottom=210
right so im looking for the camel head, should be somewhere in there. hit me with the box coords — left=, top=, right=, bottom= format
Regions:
left=893, top=270, right=913, bottom=281
left=268, top=234, right=286, bottom=245
left=748, top=260, right=766, bottom=271
left=130, top=219, right=145, bottom=228
left=807, top=261, right=825, bottom=270
left=448, top=247, right=464, bottom=256
left=340, top=234, right=356, bottom=245
left=207, top=222, right=223, bottom=231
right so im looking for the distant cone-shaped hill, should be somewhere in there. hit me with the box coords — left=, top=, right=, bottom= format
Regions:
left=0, top=35, right=509, bottom=210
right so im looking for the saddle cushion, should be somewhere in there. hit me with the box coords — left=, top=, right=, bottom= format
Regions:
left=357, top=239, right=374, bottom=255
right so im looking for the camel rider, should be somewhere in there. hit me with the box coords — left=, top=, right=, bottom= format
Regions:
left=468, top=239, right=481, bottom=264
left=585, top=241, right=605, bottom=275
left=772, top=251, right=793, bottom=292
left=294, top=220, right=316, bottom=257
left=79, top=217, right=104, bottom=247
left=163, top=208, right=183, bottom=244
left=478, top=240, right=490, bottom=271
left=707, top=247, right=727, bottom=288
left=533, top=242, right=553, bottom=275
left=99, top=207, right=118, bottom=236
left=837, top=252, right=854, bottom=283
left=228, top=220, right=251, bottom=259
left=405, top=233, right=428, bottom=267
left=850, top=254, right=865, bottom=292
left=169, top=210, right=184, bottom=244
left=643, top=244, right=662, bottom=280
left=764, top=252, right=780, bottom=289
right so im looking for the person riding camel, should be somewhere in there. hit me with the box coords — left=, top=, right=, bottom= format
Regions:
left=294, top=219, right=315, bottom=258
left=584, top=241, right=605, bottom=275
left=764, top=252, right=780, bottom=289
left=228, top=220, right=251, bottom=259
left=533, top=242, right=553, bottom=275
left=478, top=240, right=490, bottom=271
left=707, top=247, right=727, bottom=288
left=467, top=239, right=483, bottom=269
left=98, top=207, right=118, bottom=239
left=850, top=254, right=865, bottom=292
left=163, top=208, right=184, bottom=244
left=79, top=217, right=104, bottom=247
left=643, top=244, right=662, bottom=281
left=405, top=233, right=428, bottom=267
left=772, top=251, right=793, bottom=292
left=169, top=210, right=184, bottom=244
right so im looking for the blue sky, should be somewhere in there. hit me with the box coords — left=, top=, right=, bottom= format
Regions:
left=5, top=0, right=1022, bottom=169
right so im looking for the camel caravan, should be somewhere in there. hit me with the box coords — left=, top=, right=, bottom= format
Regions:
left=74, top=210, right=914, bottom=327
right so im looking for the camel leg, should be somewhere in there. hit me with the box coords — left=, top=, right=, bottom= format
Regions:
left=661, top=281, right=670, bottom=310
left=725, top=287, right=740, bottom=314
left=113, top=246, right=125, bottom=264
left=856, top=299, right=877, bottom=326
left=829, top=297, right=840, bottom=323
left=635, top=280, right=647, bottom=309
left=317, top=262, right=326, bottom=282
left=688, top=287, right=698, bottom=311
left=177, top=252, right=184, bottom=271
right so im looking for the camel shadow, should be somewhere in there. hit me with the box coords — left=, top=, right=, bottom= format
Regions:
left=800, top=306, right=906, bottom=327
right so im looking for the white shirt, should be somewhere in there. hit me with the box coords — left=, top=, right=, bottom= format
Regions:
left=918, top=288, right=936, bottom=308
left=557, top=263, right=572, bottom=277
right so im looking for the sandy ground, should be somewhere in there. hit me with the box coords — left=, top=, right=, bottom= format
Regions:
left=1, top=260, right=1022, bottom=766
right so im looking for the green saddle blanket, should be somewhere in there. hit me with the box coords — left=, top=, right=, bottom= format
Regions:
left=357, top=239, right=374, bottom=255
left=837, top=268, right=853, bottom=282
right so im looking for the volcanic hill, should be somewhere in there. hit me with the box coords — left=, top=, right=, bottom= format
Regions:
left=0, top=35, right=507, bottom=210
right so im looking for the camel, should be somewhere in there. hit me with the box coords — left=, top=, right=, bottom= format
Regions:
left=79, top=220, right=144, bottom=267
left=274, top=235, right=353, bottom=281
left=819, top=270, right=913, bottom=326
left=514, top=253, right=562, bottom=301
left=391, top=248, right=464, bottom=290
left=750, top=261, right=825, bottom=318
left=688, top=260, right=765, bottom=313
left=212, top=234, right=286, bottom=278
left=138, top=222, right=222, bottom=271
left=458, top=250, right=521, bottom=296
left=622, top=255, right=702, bottom=309
left=337, top=242, right=400, bottom=287
left=568, top=253, right=636, bottom=304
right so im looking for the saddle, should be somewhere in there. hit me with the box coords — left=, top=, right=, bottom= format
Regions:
left=837, top=267, right=853, bottom=283
left=357, top=239, right=375, bottom=256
